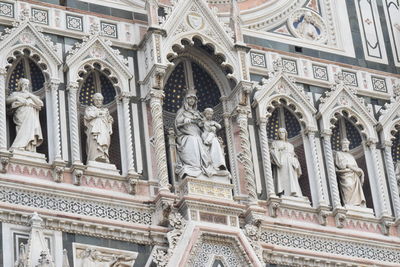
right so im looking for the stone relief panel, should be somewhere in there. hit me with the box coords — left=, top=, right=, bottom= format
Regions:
left=287, top=8, right=328, bottom=43
left=73, top=243, right=137, bottom=267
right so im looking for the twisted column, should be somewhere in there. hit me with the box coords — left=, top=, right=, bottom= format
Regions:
left=368, top=141, right=389, bottom=216
left=119, top=93, right=136, bottom=173
left=47, top=80, right=62, bottom=161
left=308, top=130, right=327, bottom=206
left=321, top=132, right=341, bottom=209
left=258, top=118, right=275, bottom=198
left=149, top=89, right=170, bottom=191
left=383, top=143, right=400, bottom=218
left=67, top=82, right=81, bottom=164
left=236, top=106, right=257, bottom=203
left=224, top=112, right=240, bottom=195
left=0, top=68, right=7, bottom=150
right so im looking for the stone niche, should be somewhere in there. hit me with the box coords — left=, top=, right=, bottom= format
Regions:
left=73, top=243, right=138, bottom=267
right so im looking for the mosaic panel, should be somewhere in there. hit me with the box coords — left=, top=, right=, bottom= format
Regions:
left=8, top=60, right=25, bottom=93
left=284, top=108, right=301, bottom=138
left=312, top=65, right=328, bottom=81
left=66, top=14, right=83, bottom=31
left=100, top=73, right=116, bottom=104
left=79, top=72, right=96, bottom=105
left=101, top=21, right=118, bottom=38
left=250, top=52, right=266, bottom=68
left=267, top=109, right=279, bottom=140
left=260, top=230, right=400, bottom=264
left=31, top=8, right=48, bottom=25
left=29, top=60, right=45, bottom=91
left=0, top=1, right=14, bottom=18
left=163, top=62, right=186, bottom=113
left=391, top=131, right=400, bottom=162
left=191, top=62, right=221, bottom=111
left=342, top=70, right=358, bottom=87
left=282, top=58, right=298, bottom=74
left=371, top=76, right=387, bottom=92
left=0, top=186, right=152, bottom=225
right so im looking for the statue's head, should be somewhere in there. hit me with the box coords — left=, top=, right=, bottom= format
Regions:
left=184, top=88, right=198, bottom=109
left=341, top=138, right=350, bottom=152
left=92, top=93, right=104, bottom=108
left=304, top=11, right=313, bottom=23
left=17, top=78, right=30, bottom=92
left=203, top=108, right=214, bottom=120
left=277, top=128, right=288, bottom=141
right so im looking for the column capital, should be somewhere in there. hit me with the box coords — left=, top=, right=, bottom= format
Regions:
left=66, top=82, right=79, bottom=92
left=365, top=138, right=379, bottom=147
left=149, top=88, right=165, bottom=100
left=0, top=67, right=7, bottom=76
left=321, top=130, right=333, bottom=138
left=257, top=117, right=268, bottom=125
left=117, top=91, right=134, bottom=102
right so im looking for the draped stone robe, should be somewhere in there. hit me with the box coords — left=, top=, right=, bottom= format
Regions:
left=270, top=139, right=303, bottom=197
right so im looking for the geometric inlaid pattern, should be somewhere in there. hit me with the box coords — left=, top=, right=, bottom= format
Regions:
left=101, top=21, right=118, bottom=38
left=66, top=14, right=83, bottom=31
left=282, top=58, right=298, bottom=74
left=250, top=52, right=267, bottom=68
left=371, top=76, right=387, bottom=92
left=312, top=65, right=328, bottom=81
left=260, top=230, right=400, bottom=264
left=0, top=1, right=14, bottom=18
left=0, top=186, right=152, bottom=225
left=31, top=8, right=48, bottom=25
left=342, top=70, right=358, bottom=87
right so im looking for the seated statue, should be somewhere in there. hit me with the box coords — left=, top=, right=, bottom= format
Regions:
left=84, top=93, right=113, bottom=163
left=335, top=138, right=366, bottom=207
left=270, top=128, right=303, bottom=197
left=201, top=108, right=227, bottom=171
left=6, top=78, right=43, bottom=152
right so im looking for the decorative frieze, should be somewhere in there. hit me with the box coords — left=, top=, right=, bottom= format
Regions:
left=250, top=52, right=267, bottom=68
left=31, top=8, right=48, bottom=25
left=342, top=70, right=358, bottom=87
left=372, top=76, right=388, bottom=93
left=66, top=14, right=83, bottom=32
left=312, top=64, right=328, bottom=81
left=100, top=21, right=118, bottom=38
left=0, top=1, right=13, bottom=18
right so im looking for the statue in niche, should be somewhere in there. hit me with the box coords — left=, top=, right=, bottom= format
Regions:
left=335, top=138, right=366, bottom=207
left=270, top=128, right=303, bottom=197
left=84, top=93, right=113, bottom=164
left=175, top=89, right=214, bottom=179
left=201, top=108, right=227, bottom=171
left=296, top=11, right=319, bottom=40
left=6, top=78, right=43, bottom=152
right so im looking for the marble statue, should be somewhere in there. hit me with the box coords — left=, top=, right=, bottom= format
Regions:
left=175, top=89, right=213, bottom=179
left=6, top=78, right=43, bottom=152
left=270, top=128, right=303, bottom=197
left=297, top=11, right=319, bottom=40
left=335, top=138, right=366, bottom=207
left=201, top=108, right=226, bottom=171
left=84, top=93, right=113, bottom=163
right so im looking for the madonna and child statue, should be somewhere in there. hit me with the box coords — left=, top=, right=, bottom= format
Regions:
left=174, top=89, right=229, bottom=180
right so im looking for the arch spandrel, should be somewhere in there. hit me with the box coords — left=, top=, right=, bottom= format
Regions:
left=66, top=35, right=133, bottom=93
left=0, top=20, right=62, bottom=79
left=252, top=72, right=317, bottom=130
left=318, top=81, right=377, bottom=140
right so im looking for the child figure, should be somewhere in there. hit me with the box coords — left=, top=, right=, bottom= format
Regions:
left=202, top=108, right=227, bottom=171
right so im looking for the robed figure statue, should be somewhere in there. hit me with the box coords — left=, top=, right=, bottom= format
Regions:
left=335, top=138, right=366, bottom=207
left=84, top=93, right=113, bottom=163
left=270, top=128, right=303, bottom=197
left=6, top=78, right=43, bottom=152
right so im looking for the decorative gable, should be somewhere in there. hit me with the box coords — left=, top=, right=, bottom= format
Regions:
left=66, top=29, right=132, bottom=92
left=0, top=19, right=62, bottom=78
left=378, top=85, right=400, bottom=143
left=318, top=74, right=377, bottom=139
left=252, top=71, right=317, bottom=130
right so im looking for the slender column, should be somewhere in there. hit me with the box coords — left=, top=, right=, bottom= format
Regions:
left=236, top=106, right=257, bottom=203
left=119, top=92, right=136, bottom=173
left=258, top=118, right=275, bottom=198
left=383, top=143, right=400, bottom=218
left=367, top=141, right=390, bottom=216
left=47, top=80, right=62, bottom=161
left=321, top=132, right=341, bottom=209
left=307, top=130, right=328, bottom=206
left=66, top=82, right=81, bottom=164
left=224, top=112, right=240, bottom=196
left=149, top=89, right=170, bottom=191
left=0, top=68, right=7, bottom=150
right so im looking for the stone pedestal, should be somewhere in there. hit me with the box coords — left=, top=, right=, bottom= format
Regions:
left=179, top=171, right=234, bottom=200
left=86, top=160, right=120, bottom=176
left=345, top=204, right=374, bottom=218
left=11, top=149, right=47, bottom=164
left=280, top=195, right=311, bottom=207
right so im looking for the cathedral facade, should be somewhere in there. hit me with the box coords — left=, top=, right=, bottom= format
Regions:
left=0, top=0, right=399, bottom=266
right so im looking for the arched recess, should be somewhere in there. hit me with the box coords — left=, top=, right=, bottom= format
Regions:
left=0, top=20, right=63, bottom=164
left=162, top=41, right=237, bottom=191
left=377, top=98, right=400, bottom=219
left=318, top=81, right=390, bottom=219
left=253, top=72, right=329, bottom=210
left=65, top=34, right=135, bottom=178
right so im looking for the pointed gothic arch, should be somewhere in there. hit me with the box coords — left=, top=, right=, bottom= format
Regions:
left=0, top=20, right=63, bottom=164
left=65, top=33, right=137, bottom=178
left=253, top=72, right=329, bottom=209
